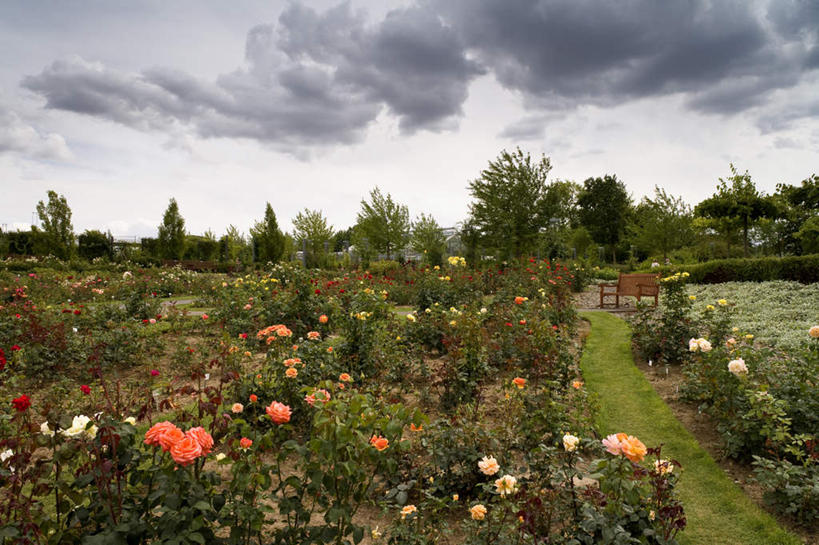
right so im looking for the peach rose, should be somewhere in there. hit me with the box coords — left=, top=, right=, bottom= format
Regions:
left=266, top=401, right=292, bottom=424
left=572, top=380, right=583, bottom=389
left=186, top=427, right=214, bottom=456
left=470, top=504, right=487, bottom=520
left=319, top=314, right=328, bottom=324
left=370, top=435, right=389, bottom=451
left=809, top=325, right=819, bottom=338
left=285, top=367, right=298, bottom=378
left=512, top=377, right=526, bottom=389
left=601, top=433, right=628, bottom=456
left=478, top=455, right=499, bottom=476
left=231, top=403, right=244, bottom=413
left=170, top=435, right=202, bottom=466
left=307, top=331, right=320, bottom=340
left=621, top=435, right=647, bottom=463
left=339, top=373, right=352, bottom=382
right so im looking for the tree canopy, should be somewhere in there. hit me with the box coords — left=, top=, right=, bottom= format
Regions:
left=467, top=148, right=553, bottom=259
left=157, top=198, right=186, bottom=260
left=695, top=165, right=777, bottom=257
left=577, top=175, right=631, bottom=262
left=354, top=187, right=410, bottom=260
left=293, top=208, right=334, bottom=267
left=411, top=213, right=447, bottom=266
left=36, top=190, right=75, bottom=259
left=251, top=203, right=286, bottom=263
left=629, top=187, right=693, bottom=259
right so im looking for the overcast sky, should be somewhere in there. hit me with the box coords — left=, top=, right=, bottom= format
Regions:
left=1, top=0, right=817, bottom=238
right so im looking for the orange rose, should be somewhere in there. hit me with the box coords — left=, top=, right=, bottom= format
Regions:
left=158, top=425, right=185, bottom=452
left=319, top=314, right=328, bottom=324
left=285, top=367, right=298, bottom=378
left=410, top=423, right=423, bottom=432
left=239, top=437, right=253, bottom=450
left=572, top=380, right=583, bottom=390
left=621, top=436, right=647, bottom=463
left=170, top=435, right=202, bottom=466
left=512, top=377, right=526, bottom=389
left=266, top=401, right=292, bottom=424
left=249, top=394, right=258, bottom=403
left=144, top=421, right=180, bottom=449
left=370, top=435, right=389, bottom=451
left=339, top=373, right=352, bottom=382
left=514, top=296, right=526, bottom=305
left=186, top=427, right=214, bottom=456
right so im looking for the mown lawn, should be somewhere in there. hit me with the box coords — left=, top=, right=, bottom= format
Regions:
left=579, top=311, right=801, bottom=545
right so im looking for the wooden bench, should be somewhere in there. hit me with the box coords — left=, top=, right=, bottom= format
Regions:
left=599, top=273, right=659, bottom=308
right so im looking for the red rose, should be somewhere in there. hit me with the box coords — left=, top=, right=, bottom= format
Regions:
left=74, top=309, right=81, bottom=315
left=11, top=345, right=20, bottom=351
left=80, top=385, right=91, bottom=395
left=12, top=394, right=31, bottom=412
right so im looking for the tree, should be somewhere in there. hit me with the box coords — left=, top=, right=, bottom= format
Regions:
left=292, top=209, right=334, bottom=267
left=354, top=187, right=410, bottom=260
left=157, top=198, right=187, bottom=260
left=629, top=187, right=694, bottom=259
left=250, top=203, right=286, bottom=263
left=78, top=230, right=113, bottom=260
left=695, top=165, right=777, bottom=257
left=467, top=148, right=553, bottom=259
left=577, top=175, right=631, bottom=263
left=775, top=174, right=819, bottom=255
left=332, top=227, right=354, bottom=252
left=411, top=213, right=447, bottom=266
left=35, top=190, right=75, bottom=259
left=220, top=225, right=248, bottom=263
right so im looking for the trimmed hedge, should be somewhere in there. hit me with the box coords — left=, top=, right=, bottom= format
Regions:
left=640, top=254, right=819, bottom=284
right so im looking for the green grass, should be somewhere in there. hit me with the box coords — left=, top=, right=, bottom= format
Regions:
left=579, top=311, right=801, bottom=545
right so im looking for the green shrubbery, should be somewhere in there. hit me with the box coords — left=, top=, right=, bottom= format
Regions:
left=641, top=254, right=819, bottom=284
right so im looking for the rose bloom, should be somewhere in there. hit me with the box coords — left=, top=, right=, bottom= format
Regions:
left=11, top=394, right=31, bottom=412
left=718, top=299, right=728, bottom=306
left=231, top=403, right=244, bottom=413
left=809, top=325, right=819, bottom=338
left=239, top=437, right=253, bottom=450
left=688, top=338, right=699, bottom=352
left=266, top=401, right=292, bottom=424
left=243, top=304, right=252, bottom=310
left=283, top=358, right=301, bottom=367
left=80, top=384, right=91, bottom=395
left=305, top=389, right=331, bottom=406
left=562, top=434, right=580, bottom=452
left=410, top=423, right=423, bottom=432
left=150, top=369, right=160, bottom=377
left=654, top=459, right=674, bottom=475
left=339, top=373, right=352, bottom=382
left=478, top=455, right=500, bottom=476
left=370, top=435, right=389, bottom=451
left=621, top=435, right=647, bottom=463
left=400, top=505, right=417, bottom=520
left=307, top=331, right=320, bottom=340
left=512, top=377, right=526, bottom=389
left=602, top=433, right=628, bottom=455
left=186, top=427, right=214, bottom=456
left=698, top=338, right=712, bottom=352
left=494, top=474, right=518, bottom=496
left=728, top=358, right=748, bottom=377
left=572, top=380, right=583, bottom=390
left=285, top=367, right=298, bottom=378
left=249, top=394, right=258, bottom=403
left=514, top=296, right=527, bottom=304
left=144, top=421, right=182, bottom=451
left=171, top=435, right=203, bottom=466
left=470, top=504, right=487, bottom=521
left=327, top=346, right=334, bottom=353
left=319, top=314, right=329, bottom=324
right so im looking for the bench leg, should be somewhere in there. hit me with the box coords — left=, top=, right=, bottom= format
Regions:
left=615, top=294, right=619, bottom=308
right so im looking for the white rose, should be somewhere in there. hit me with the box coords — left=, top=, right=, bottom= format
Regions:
left=40, top=421, right=55, bottom=437
left=0, top=449, right=13, bottom=463
left=688, top=338, right=699, bottom=352
left=562, top=434, right=580, bottom=452
left=123, top=417, right=136, bottom=426
left=727, top=358, right=748, bottom=377
left=62, top=415, right=97, bottom=439
left=697, top=338, right=712, bottom=352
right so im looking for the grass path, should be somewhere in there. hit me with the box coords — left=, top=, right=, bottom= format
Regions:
left=579, top=311, right=801, bottom=545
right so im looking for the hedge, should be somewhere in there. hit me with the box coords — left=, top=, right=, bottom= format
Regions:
left=640, top=254, right=819, bottom=284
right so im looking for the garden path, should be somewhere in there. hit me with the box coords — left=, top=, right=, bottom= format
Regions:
left=579, top=311, right=802, bottom=545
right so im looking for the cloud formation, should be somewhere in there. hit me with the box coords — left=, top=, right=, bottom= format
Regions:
left=21, top=0, right=819, bottom=151
left=0, top=107, right=71, bottom=160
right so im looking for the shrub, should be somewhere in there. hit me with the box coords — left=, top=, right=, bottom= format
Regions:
left=640, top=254, right=819, bottom=284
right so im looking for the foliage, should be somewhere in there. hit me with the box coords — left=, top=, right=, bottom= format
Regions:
left=577, top=175, right=631, bottom=263
left=467, top=147, right=553, bottom=259
left=293, top=208, right=335, bottom=268
left=694, top=165, right=778, bottom=257
left=157, top=198, right=187, bottom=260
left=77, top=230, right=113, bottom=261
left=629, top=187, right=693, bottom=259
left=250, top=202, right=286, bottom=264
left=354, top=187, right=410, bottom=260
left=35, top=190, right=75, bottom=259
left=410, top=213, right=446, bottom=267
left=645, top=254, right=819, bottom=284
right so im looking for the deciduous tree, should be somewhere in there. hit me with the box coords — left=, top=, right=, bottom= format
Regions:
left=354, top=188, right=410, bottom=260
left=410, top=213, right=446, bottom=266
left=577, top=175, right=631, bottom=263
left=35, top=190, right=75, bottom=259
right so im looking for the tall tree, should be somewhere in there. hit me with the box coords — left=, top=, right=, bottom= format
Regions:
left=354, top=187, right=410, bottom=260
left=35, top=190, right=75, bottom=259
left=251, top=203, right=285, bottom=263
left=410, top=213, right=447, bottom=266
left=292, top=208, right=334, bottom=267
left=157, top=198, right=186, bottom=259
left=220, top=225, right=247, bottom=262
left=695, top=165, right=777, bottom=257
left=577, top=175, right=631, bottom=263
left=467, top=148, right=552, bottom=258
left=629, top=187, right=694, bottom=259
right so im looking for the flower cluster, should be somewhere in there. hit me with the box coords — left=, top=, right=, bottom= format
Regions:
left=601, top=433, right=647, bottom=463
left=688, top=337, right=712, bottom=352
left=144, top=421, right=214, bottom=466
left=256, top=324, right=293, bottom=343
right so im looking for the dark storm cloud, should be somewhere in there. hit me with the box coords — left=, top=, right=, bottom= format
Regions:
left=22, top=3, right=483, bottom=149
left=20, top=0, right=819, bottom=150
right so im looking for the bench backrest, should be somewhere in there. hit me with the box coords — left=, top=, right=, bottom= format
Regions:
left=617, top=273, right=658, bottom=296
